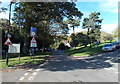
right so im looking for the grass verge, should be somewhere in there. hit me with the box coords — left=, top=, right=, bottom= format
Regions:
left=0, top=54, right=49, bottom=68
left=65, top=43, right=106, bottom=57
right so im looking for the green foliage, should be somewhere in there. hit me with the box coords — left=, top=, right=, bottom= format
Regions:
left=82, top=12, right=102, bottom=46
left=101, top=31, right=114, bottom=42
left=58, top=43, right=70, bottom=50
left=64, top=16, right=83, bottom=33
left=69, top=33, right=89, bottom=47
left=12, top=2, right=83, bottom=52
left=113, top=27, right=120, bottom=39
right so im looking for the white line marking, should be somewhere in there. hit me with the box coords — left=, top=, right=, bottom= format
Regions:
left=36, top=69, right=40, bottom=71
left=24, top=73, right=29, bottom=76
left=104, top=68, right=111, bottom=70
left=28, top=69, right=32, bottom=71
left=32, top=72, right=37, bottom=76
left=19, top=77, right=25, bottom=80
left=109, top=67, right=116, bottom=70
left=28, top=76, right=34, bottom=80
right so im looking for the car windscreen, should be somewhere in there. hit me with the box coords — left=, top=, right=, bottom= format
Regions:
left=104, top=44, right=112, bottom=47
left=112, top=42, right=118, bottom=44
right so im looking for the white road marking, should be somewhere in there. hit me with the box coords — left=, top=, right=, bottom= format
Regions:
left=109, top=67, right=116, bottom=70
left=35, top=69, right=40, bottom=71
left=28, top=76, right=34, bottom=80
left=24, top=73, right=29, bottom=76
left=19, top=77, right=25, bottom=80
left=32, top=72, right=37, bottom=76
left=28, top=69, right=32, bottom=71
left=104, top=68, right=111, bottom=70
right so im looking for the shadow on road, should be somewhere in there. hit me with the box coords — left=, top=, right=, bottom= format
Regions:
left=31, top=50, right=120, bottom=71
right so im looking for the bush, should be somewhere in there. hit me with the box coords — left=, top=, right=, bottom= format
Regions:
left=58, top=43, right=70, bottom=50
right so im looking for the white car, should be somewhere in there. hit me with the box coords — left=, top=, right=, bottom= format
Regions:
left=102, top=43, right=116, bottom=51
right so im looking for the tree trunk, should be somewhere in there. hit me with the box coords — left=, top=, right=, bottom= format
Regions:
left=23, top=36, right=29, bottom=54
left=87, top=28, right=92, bottom=48
left=73, top=27, right=75, bottom=34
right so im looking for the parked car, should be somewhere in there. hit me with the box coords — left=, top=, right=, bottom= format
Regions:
left=112, top=42, right=120, bottom=48
left=102, top=43, right=116, bottom=51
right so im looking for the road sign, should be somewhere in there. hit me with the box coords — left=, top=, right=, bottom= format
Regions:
left=8, top=44, right=20, bottom=53
left=30, top=43, right=37, bottom=47
left=7, top=33, right=11, bottom=38
left=4, top=38, right=12, bottom=45
left=30, top=37, right=37, bottom=47
left=31, top=37, right=37, bottom=43
left=30, top=27, right=37, bottom=37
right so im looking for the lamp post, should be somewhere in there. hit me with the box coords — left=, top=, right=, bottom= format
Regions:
left=5, top=0, right=16, bottom=65
left=8, top=0, right=16, bottom=32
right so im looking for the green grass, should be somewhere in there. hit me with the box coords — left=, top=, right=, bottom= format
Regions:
left=65, top=43, right=107, bottom=57
left=0, top=54, right=49, bottom=68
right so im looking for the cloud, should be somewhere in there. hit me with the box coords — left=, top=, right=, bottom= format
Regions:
left=99, top=0, right=119, bottom=13
left=0, top=11, right=9, bottom=19
left=101, top=23, right=118, bottom=34
left=69, top=27, right=87, bottom=34
left=1, top=0, right=10, bottom=2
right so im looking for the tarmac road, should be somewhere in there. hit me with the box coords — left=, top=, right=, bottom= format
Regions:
left=2, top=49, right=120, bottom=82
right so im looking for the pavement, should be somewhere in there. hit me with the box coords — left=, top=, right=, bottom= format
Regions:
left=1, top=49, right=120, bottom=82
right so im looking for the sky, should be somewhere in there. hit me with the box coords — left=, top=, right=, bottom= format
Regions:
left=0, top=0, right=119, bottom=34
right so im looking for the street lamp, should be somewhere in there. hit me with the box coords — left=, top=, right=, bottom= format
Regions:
left=8, top=0, right=16, bottom=33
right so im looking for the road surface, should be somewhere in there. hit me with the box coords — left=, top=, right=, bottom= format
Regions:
left=2, top=49, right=120, bottom=82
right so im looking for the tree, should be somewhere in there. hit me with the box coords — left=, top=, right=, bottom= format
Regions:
left=101, top=31, right=114, bottom=42
left=76, top=32, right=89, bottom=47
left=113, top=27, right=120, bottom=40
left=69, top=32, right=89, bottom=48
left=82, top=12, right=102, bottom=47
left=13, top=2, right=83, bottom=52
left=64, top=17, right=82, bottom=33
left=0, top=19, right=9, bottom=51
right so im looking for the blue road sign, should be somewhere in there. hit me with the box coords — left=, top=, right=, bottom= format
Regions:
left=30, top=27, right=37, bottom=37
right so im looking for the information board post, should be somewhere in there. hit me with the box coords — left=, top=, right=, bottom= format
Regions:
left=18, top=54, right=20, bottom=64
left=8, top=44, right=21, bottom=64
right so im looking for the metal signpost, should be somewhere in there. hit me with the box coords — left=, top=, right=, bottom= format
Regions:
left=30, top=27, right=37, bottom=61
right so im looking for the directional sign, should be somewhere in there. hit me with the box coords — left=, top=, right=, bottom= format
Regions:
left=4, top=38, right=12, bottom=45
left=30, top=27, right=37, bottom=37
left=30, top=37, right=37, bottom=47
